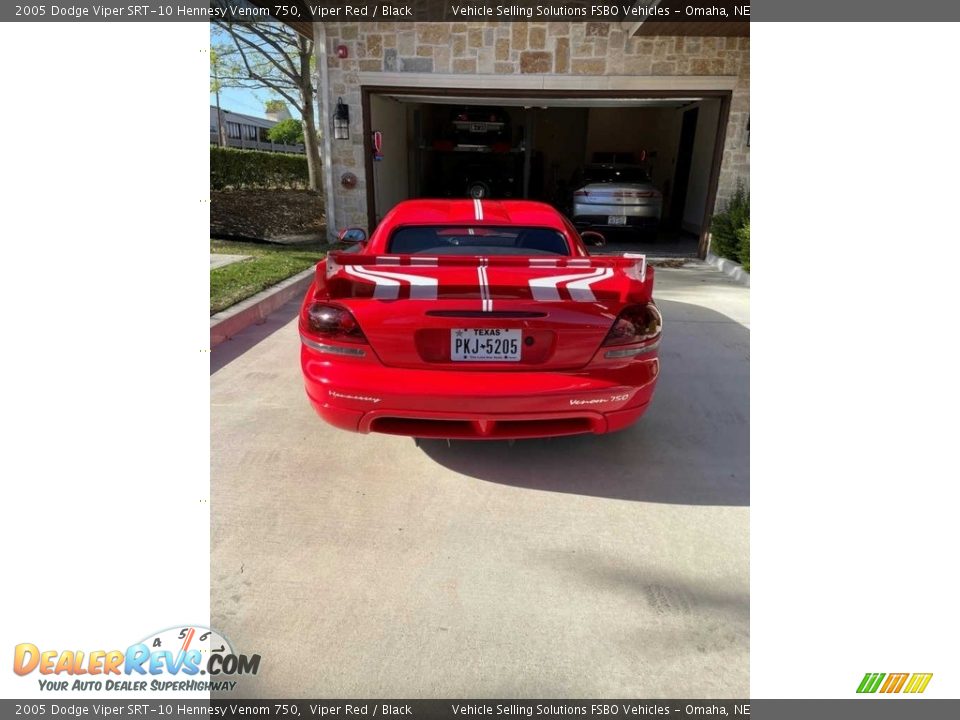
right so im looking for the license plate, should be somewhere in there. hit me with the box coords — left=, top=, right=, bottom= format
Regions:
left=608, top=215, right=627, bottom=225
left=451, top=329, right=521, bottom=361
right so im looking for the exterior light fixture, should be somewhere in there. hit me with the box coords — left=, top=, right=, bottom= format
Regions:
left=333, top=97, right=350, bottom=140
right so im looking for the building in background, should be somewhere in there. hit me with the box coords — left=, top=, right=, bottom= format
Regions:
left=210, top=106, right=305, bottom=154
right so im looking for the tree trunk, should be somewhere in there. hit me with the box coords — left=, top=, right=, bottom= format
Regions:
left=298, top=38, right=323, bottom=193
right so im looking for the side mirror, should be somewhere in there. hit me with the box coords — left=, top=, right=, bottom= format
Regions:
left=337, top=227, right=367, bottom=245
left=581, top=230, right=606, bottom=248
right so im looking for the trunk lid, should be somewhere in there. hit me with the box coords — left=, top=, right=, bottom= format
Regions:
left=319, top=253, right=653, bottom=370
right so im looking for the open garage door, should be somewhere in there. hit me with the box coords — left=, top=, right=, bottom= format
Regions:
left=364, top=90, right=729, bottom=258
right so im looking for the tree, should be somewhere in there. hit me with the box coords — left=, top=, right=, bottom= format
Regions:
left=209, top=48, right=227, bottom=147
left=211, top=8, right=323, bottom=191
left=268, top=118, right=304, bottom=146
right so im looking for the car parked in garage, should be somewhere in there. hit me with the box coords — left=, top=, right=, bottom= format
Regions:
left=299, top=199, right=662, bottom=440
left=449, top=106, right=511, bottom=145
left=571, top=164, right=663, bottom=236
left=460, top=159, right=519, bottom=199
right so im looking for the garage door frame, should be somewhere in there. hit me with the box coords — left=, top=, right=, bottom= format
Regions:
left=360, top=85, right=732, bottom=259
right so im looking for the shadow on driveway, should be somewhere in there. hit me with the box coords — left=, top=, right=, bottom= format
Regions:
left=211, top=297, right=302, bottom=375
left=417, top=298, right=749, bottom=506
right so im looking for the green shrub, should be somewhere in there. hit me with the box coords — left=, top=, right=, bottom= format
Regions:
left=210, top=146, right=308, bottom=190
left=710, top=182, right=750, bottom=266
left=737, top=221, right=750, bottom=273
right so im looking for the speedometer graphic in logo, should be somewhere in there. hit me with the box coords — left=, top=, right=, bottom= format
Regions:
left=138, top=625, right=235, bottom=675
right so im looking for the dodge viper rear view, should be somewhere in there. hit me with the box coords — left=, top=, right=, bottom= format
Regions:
left=299, top=199, right=661, bottom=439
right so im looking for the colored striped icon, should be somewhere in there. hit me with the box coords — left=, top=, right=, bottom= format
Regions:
left=904, top=673, right=934, bottom=693
left=857, top=672, right=932, bottom=694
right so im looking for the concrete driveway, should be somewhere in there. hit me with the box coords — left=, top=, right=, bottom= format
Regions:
left=211, top=262, right=749, bottom=698
left=210, top=253, right=250, bottom=270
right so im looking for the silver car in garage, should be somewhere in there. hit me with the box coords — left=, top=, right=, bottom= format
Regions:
left=571, top=164, right=663, bottom=235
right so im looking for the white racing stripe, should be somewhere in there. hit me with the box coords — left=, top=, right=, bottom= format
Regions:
left=565, top=267, right=614, bottom=301
left=477, top=257, right=492, bottom=312
left=345, top=265, right=439, bottom=300
left=344, top=265, right=401, bottom=299
left=529, top=268, right=612, bottom=302
left=473, top=198, right=484, bottom=221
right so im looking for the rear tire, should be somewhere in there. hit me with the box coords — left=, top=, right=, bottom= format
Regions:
left=467, top=181, right=491, bottom=199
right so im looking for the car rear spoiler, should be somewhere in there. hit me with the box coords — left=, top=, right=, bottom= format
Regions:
left=317, top=252, right=652, bottom=304
left=325, top=252, right=648, bottom=282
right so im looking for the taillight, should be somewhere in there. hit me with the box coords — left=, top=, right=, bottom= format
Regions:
left=301, top=302, right=367, bottom=344
left=602, top=303, right=662, bottom=356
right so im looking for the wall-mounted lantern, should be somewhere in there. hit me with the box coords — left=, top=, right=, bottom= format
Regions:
left=333, top=97, right=350, bottom=140
left=336, top=44, right=349, bottom=59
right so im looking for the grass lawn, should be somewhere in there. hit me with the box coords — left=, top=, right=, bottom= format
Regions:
left=211, top=239, right=326, bottom=315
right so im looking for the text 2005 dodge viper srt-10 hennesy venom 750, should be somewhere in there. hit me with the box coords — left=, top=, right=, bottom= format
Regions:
left=299, top=199, right=661, bottom=439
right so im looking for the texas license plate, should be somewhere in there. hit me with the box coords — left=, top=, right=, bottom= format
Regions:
left=451, top=329, right=521, bottom=361
left=608, top=215, right=627, bottom=225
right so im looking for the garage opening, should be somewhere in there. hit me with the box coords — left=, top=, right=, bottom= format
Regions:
left=364, top=90, right=727, bottom=258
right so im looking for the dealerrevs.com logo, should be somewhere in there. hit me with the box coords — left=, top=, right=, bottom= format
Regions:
left=13, top=626, right=260, bottom=692
left=857, top=672, right=933, bottom=694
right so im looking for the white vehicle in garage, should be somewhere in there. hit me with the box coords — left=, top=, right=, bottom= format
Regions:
left=571, top=164, right=663, bottom=237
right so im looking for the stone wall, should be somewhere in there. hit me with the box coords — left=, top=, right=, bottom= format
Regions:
left=317, top=21, right=749, bottom=231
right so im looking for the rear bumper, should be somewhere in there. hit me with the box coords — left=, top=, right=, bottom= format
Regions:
left=302, top=348, right=659, bottom=439
left=574, top=217, right=659, bottom=231
left=573, top=202, right=661, bottom=224
left=573, top=212, right=660, bottom=230
left=307, top=403, right=650, bottom=439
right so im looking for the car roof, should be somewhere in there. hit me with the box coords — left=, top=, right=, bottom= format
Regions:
left=381, top=199, right=569, bottom=230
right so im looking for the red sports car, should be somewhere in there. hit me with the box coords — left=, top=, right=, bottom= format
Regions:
left=299, top=199, right=661, bottom=439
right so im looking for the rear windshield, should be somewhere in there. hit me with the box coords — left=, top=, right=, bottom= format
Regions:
left=388, top=226, right=569, bottom=256
left=584, top=166, right=650, bottom=184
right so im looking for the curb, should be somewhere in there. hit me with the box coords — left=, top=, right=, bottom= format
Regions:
left=705, top=251, right=750, bottom=287
left=211, top=267, right=315, bottom=347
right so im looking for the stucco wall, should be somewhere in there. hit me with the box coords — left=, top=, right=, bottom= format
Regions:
left=316, top=21, right=749, bottom=232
